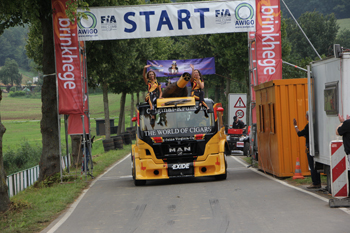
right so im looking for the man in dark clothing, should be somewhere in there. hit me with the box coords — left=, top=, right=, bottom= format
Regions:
left=336, top=114, right=350, bottom=195
left=293, top=111, right=321, bottom=189
left=232, top=116, right=245, bottom=129
left=336, top=114, right=350, bottom=156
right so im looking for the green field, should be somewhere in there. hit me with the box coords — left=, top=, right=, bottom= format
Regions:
left=1, top=92, right=141, bottom=154
left=338, top=18, right=350, bottom=31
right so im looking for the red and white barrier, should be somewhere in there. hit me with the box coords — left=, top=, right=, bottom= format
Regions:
left=330, top=140, right=349, bottom=198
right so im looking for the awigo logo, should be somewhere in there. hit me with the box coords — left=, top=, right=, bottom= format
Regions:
left=235, top=3, right=255, bottom=27
left=78, top=12, right=98, bottom=35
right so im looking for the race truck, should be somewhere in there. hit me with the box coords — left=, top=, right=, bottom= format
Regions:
left=227, top=127, right=250, bottom=155
left=131, top=96, right=229, bottom=186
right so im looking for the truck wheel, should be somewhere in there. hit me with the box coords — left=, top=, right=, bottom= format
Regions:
left=134, top=179, right=146, bottom=186
left=243, top=142, right=249, bottom=155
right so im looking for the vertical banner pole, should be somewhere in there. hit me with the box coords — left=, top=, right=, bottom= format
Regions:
left=64, top=115, right=70, bottom=173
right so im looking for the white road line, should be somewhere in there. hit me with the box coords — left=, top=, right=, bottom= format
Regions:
left=44, top=154, right=131, bottom=233
left=231, top=156, right=350, bottom=215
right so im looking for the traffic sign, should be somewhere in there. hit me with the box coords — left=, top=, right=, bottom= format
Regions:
left=234, top=97, right=246, bottom=108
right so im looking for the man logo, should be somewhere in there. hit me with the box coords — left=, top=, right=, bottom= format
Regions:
left=169, top=147, right=191, bottom=154
left=235, top=3, right=254, bottom=21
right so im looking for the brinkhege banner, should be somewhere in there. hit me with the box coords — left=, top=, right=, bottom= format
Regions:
left=77, top=1, right=256, bottom=41
left=147, top=57, right=215, bottom=77
left=52, top=0, right=84, bottom=115
left=255, top=0, right=282, bottom=83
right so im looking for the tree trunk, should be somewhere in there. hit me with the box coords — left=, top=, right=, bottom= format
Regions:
left=137, top=92, right=140, bottom=104
left=38, top=11, right=60, bottom=182
left=0, top=113, right=10, bottom=212
left=141, top=91, right=145, bottom=101
left=214, top=85, right=219, bottom=103
left=117, top=92, right=127, bottom=135
left=102, top=82, right=110, bottom=140
left=122, top=109, right=125, bottom=133
left=130, top=93, right=134, bottom=127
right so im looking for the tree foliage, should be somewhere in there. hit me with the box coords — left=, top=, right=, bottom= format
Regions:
left=286, top=12, right=339, bottom=60
left=281, top=0, right=350, bottom=20
left=335, top=29, right=350, bottom=49
left=0, top=58, right=22, bottom=86
left=0, top=26, right=31, bottom=69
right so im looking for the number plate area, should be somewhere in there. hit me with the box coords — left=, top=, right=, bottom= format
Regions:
left=236, top=142, right=244, bottom=147
left=168, top=162, right=194, bottom=177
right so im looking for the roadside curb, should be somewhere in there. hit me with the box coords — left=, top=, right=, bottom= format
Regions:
left=231, top=156, right=350, bottom=215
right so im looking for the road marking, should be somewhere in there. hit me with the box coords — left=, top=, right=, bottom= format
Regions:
left=231, top=156, right=350, bottom=215
left=44, top=154, right=131, bottom=233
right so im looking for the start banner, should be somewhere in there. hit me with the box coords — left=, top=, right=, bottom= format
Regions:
left=52, top=0, right=84, bottom=115
left=78, top=1, right=256, bottom=41
left=147, top=57, right=215, bottom=77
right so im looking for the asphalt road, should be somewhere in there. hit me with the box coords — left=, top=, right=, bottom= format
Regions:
left=42, top=154, right=350, bottom=233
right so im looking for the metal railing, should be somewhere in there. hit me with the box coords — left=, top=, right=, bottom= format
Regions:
left=6, top=165, right=40, bottom=197
left=5, top=156, right=72, bottom=197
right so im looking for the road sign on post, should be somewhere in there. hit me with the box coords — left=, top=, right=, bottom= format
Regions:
left=228, top=93, right=247, bottom=127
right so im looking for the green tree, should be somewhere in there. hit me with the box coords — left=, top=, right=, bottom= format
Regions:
left=335, top=29, right=350, bottom=49
left=0, top=58, right=22, bottom=86
left=286, top=11, right=339, bottom=60
left=1, top=0, right=61, bottom=185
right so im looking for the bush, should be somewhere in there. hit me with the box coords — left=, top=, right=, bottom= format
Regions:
left=9, top=86, right=16, bottom=92
left=9, top=91, right=26, bottom=97
left=3, top=140, right=42, bottom=175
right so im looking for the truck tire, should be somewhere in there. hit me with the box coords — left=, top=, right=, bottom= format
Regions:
left=134, top=179, right=146, bottom=186
left=243, top=142, right=249, bottom=155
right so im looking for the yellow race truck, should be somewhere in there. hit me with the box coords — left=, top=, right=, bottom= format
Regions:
left=131, top=95, right=229, bottom=186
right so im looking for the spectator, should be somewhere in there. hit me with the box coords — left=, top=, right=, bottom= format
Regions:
left=232, top=116, right=245, bottom=130
left=293, top=111, right=321, bottom=189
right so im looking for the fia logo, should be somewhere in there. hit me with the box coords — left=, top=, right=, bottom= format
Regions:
left=101, top=15, right=117, bottom=32
left=101, top=15, right=116, bottom=24
left=215, top=9, right=232, bottom=25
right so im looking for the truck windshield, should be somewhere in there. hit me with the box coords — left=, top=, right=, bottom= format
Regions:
left=139, top=106, right=215, bottom=137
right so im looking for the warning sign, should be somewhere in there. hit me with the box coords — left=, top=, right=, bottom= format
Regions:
left=235, top=110, right=244, bottom=118
left=234, top=97, right=246, bottom=108
left=229, top=93, right=247, bottom=127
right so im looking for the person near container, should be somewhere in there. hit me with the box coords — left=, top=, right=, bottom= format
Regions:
left=143, top=64, right=163, bottom=125
left=293, top=111, right=321, bottom=189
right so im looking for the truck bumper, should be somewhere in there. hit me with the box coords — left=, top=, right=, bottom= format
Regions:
left=134, top=153, right=226, bottom=180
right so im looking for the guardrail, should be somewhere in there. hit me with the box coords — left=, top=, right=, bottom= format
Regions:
left=5, top=156, right=72, bottom=197
left=6, top=165, right=39, bottom=197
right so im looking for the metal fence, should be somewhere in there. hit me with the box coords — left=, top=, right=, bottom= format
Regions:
left=5, top=156, right=72, bottom=197
left=6, top=165, right=39, bottom=197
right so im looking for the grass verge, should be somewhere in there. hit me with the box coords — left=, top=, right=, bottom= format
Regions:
left=0, top=142, right=132, bottom=233
left=241, top=156, right=328, bottom=186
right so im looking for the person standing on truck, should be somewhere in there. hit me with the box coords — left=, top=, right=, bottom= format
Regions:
left=143, top=65, right=163, bottom=125
left=293, top=111, right=321, bottom=189
left=190, top=64, right=210, bottom=117
left=232, top=116, right=246, bottom=130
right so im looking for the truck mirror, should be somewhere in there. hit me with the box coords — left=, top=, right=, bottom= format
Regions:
left=217, top=107, right=224, bottom=112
